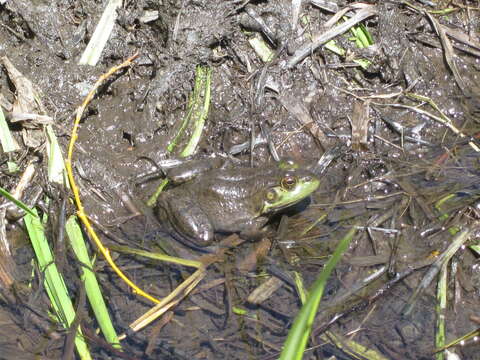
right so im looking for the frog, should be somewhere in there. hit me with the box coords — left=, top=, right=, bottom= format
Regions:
left=155, top=159, right=320, bottom=247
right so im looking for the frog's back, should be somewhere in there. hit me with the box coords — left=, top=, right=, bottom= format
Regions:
left=185, top=167, right=276, bottom=232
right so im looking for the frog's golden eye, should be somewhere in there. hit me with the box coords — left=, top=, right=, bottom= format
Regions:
left=281, top=175, right=297, bottom=190
left=265, top=189, right=277, bottom=203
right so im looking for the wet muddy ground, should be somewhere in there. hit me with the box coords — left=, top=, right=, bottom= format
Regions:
left=1, top=1, right=480, bottom=359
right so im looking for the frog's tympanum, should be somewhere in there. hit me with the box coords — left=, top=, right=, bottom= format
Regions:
left=155, top=161, right=320, bottom=247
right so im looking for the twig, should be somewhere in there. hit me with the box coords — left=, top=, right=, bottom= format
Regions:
left=286, top=5, right=377, bottom=68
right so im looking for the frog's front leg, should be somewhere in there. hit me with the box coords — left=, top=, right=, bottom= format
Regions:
left=166, top=156, right=226, bottom=184
left=238, top=217, right=269, bottom=241
left=156, top=191, right=215, bottom=246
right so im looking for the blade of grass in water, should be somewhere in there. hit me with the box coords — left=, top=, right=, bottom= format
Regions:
left=279, top=227, right=356, bottom=360
left=435, top=260, right=448, bottom=360
left=0, top=186, right=36, bottom=217
left=66, top=216, right=121, bottom=349
left=24, top=210, right=92, bottom=360
left=109, top=244, right=202, bottom=268
left=321, top=331, right=389, bottom=360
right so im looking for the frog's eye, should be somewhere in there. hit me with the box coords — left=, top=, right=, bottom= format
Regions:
left=265, top=189, right=277, bottom=203
left=281, top=175, right=297, bottom=190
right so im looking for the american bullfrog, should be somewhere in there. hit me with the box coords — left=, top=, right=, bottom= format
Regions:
left=155, top=160, right=320, bottom=247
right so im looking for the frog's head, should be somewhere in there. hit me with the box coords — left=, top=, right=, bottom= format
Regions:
left=261, top=169, right=320, bottom=213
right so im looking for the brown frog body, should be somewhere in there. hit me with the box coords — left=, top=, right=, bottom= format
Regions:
left=155, top=160, right=320, bottom=247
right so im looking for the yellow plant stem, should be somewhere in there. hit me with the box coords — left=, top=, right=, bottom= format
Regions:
left=65, top=53, right=161, bottom=304
left=109, top=244, right=202, bottom=268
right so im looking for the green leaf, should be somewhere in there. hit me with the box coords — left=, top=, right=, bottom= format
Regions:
left=24, top=210, right=92, bottom=360
left=66, top=216, right=121, bottom=349
left=279, top=227, right=356, bottom=360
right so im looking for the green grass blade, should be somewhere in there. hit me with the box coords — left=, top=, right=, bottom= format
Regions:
left=166, top=103, right=195, bottom=153
left=147, top=178, right=169, bottom=207
left=0, top=186, right=37, bottom=217
left=0, top=106, right=20, bottom=153
left=45, top=125, right=68, bottom=185
left=435, top=262, right=448, bottom=360
left=293, top=271, right=307, bottom=305
left=152, top=66, right=211, bottom=203
left=179, top=65, right=212, bottom=157
left=66, top=216, right=121, bottom=349
left=166, top=65, right=211, bottom=155
left=321, top=331, right=389, bottom=360
left=324, top=40, right=345, bottom=56
left=109, top=244, right=201, bottom=268
left=78, top=0, right=122, bottom=66
left=24, top=210, right=92, bottom=360
left=279, top=227, right=356, bottom=360
left=358, top=24, right=374, bottom=46
left=248, top=35, right=274, bottom=62
left=470, top=244, right=480, bottom=256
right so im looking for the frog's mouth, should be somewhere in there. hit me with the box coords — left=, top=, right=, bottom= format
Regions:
left=262, top=178, right=320, bottom=213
